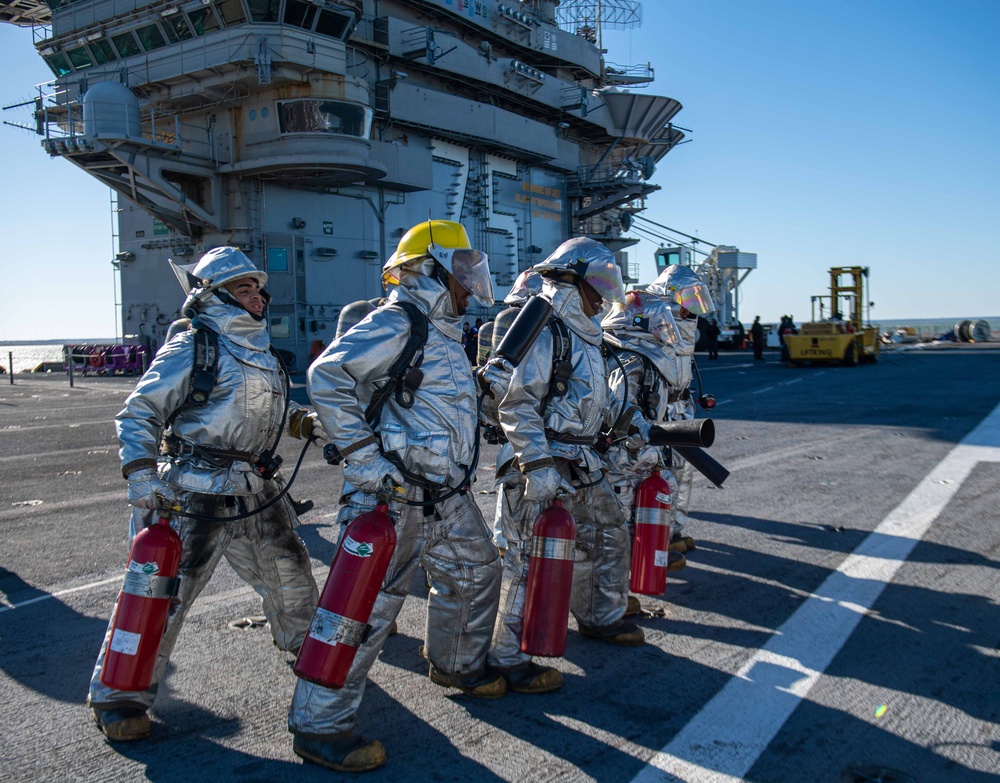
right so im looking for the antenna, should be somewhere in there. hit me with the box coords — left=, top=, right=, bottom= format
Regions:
left=555, top=1, right=643, bottom=49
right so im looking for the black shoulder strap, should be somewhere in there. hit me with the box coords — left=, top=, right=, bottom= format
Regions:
left=187, top=326, right=219, bottom=407
left=364, top=301, right=429, bottom=426
left=541, top=317, right=573, bottom=416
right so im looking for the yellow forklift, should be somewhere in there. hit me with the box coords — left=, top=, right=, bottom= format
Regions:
left=783, top=266, right=880, bottom=366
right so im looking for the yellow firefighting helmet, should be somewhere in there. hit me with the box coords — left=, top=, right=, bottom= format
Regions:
left=381, top=220, right=494, bottom=306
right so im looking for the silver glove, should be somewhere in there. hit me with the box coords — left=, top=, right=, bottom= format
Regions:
left=126, top=468, right=178, bottom=510
left=341, top=445, right=404, bottom=494
left=477, top=357, right=514, bottom=400
left=524, top=465, right=574, bottom=503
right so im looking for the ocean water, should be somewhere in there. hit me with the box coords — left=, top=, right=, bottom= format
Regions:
left=0, top=344, right=68, bottom=373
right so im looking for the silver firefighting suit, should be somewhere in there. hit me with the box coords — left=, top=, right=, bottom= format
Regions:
left=88, top=296, right=319, bottom=711
left=489, top=279, right=638, bottom=670
left=667, top=311, right=699, bottom=533
left=289, top=273, right=501, bottom=737
left=602, top=328, right=679, bottom=517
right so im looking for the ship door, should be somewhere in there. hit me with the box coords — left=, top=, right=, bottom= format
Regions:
left=264, top=234, right=301, bottom=370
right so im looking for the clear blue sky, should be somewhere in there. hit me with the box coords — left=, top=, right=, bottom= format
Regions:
left=1, top=0, right=998, bottom=340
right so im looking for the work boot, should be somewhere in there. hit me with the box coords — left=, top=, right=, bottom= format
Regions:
left=497, top=661, right=563, bottom=694
left=293, top=732, right=386, bottom=773
left=668, top=551, right=687, bottom=571
left=388, top=620, right=398, bottom=636
left=429, top=665, right=507, bottom=699
left=669, top=532, right=689, bottom=553
left=92, top=706, right=150, bottom=742
left=624, top=595, right=642, bottom=617
left=578, top=620, right=645, bottom=647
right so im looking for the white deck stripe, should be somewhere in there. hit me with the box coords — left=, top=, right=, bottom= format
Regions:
left=632, top=402, right=1000, bottom=783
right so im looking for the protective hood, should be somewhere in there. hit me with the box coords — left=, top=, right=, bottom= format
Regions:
left=602, top=290, right=680, bottom=346
left=194, top=298, right=272, bottom=356
left=645, top=264, right=715, bottom=315
left=541, top=277, right=603, bottom=346
left=391, top=270, right=465, bottom=342
left=505, top=268, right=543, bottom=306
left=170, top=248, right=270, bottom=323
left=532, top=237, right=626, bottom=306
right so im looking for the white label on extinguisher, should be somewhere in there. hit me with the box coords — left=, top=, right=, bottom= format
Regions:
left=307, top=607, right=367, bottom=648
left=123, top=562, right=175, bottom=599
left=655, top=492, right=672, bottom=506
left=109, top=628, right=141, bottom=656
left=654, top=550, right=669, bottom=567
left=634, top=508, right=670, bottom=526
left=342, top=535, right=374, bottom=558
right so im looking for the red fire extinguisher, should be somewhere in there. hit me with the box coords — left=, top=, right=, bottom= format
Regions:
left=100, top=511, right=183, bottom=691
left=294, top=501, right=397, bottom=689
left=630, top=470, right=673, bottom=595
left=521, top=499, right=577, bottom=657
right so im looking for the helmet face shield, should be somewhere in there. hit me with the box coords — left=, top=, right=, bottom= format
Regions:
left=381, top=220, right=493, bottom=304
left=579, top=257, right=626, bottom=306
left=429, top=244, right=494, bottom=306
left=533, top=237, right=626, bottom=306
left=646, top=264, right=715, bottom=315
left=673, top=281, right=715, bottom=315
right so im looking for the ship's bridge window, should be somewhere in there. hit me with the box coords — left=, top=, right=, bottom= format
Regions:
left=66, top=46, right=94, bottom=70
left=88, top=38, right=117, bottom=65
left=277, top=99, right=372, bottom=137
left=186, top=6, right=222, bottom=35
left=43, top=52, right=73, bottom=77
left=111, top=31, right=142, bottom=59
left=216, top=0, right=248, bottom=26
left=284, top=0, right=316, bottom=29
left=136, top=23, right=168, bottom=52
left=315, top=9, right=351, bottom=39
left=247, top=0, right=279, bottom=22
left=162, top=13, right=195, bottom=42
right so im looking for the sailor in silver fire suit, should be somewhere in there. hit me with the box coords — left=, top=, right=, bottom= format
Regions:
left=87, top=247, right=320, bottom=743
left=488, top=237, right=649, bottom=694
left=601, top=291, right=689, bottom=594
left=645, top=265, right=717, bottom=552
left=288, top=220, right=503, bottom=774
left=601, top=290, right=682, bottom=514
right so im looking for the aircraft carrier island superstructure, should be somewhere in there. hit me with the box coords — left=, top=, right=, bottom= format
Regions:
left=2, top=0, right=684, bottom=369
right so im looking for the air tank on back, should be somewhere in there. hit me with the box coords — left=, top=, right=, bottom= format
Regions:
left=82, top=81, right=141, bottom=139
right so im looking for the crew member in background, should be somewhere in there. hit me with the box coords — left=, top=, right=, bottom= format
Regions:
left=489, top=238, right=649, bottom=696
left=645, top=265, right=717, bottom=555
left=751, top=316, right=765, bottom=361
left=289, top=220, right=503, bottom=773
left=88, top=247, right=321, bottom=743
left=706, top=318, right=721, bottom=359
left=601, top=289, right=688, bottom=597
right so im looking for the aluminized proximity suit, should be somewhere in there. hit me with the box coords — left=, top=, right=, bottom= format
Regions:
left=666, top=312, right=699, bottom=534
left=602, top=327, right=679, bottom=517
left=290, top=273, right=501, bottom=737
left=489, top=279, right=635, bottom=670
left=88, top=296, right=319, bottom=712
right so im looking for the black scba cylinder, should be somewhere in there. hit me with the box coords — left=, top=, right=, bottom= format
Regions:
left=494, top=296, right=553, bottom=367
left=648, top=418, right=715, bottom=448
